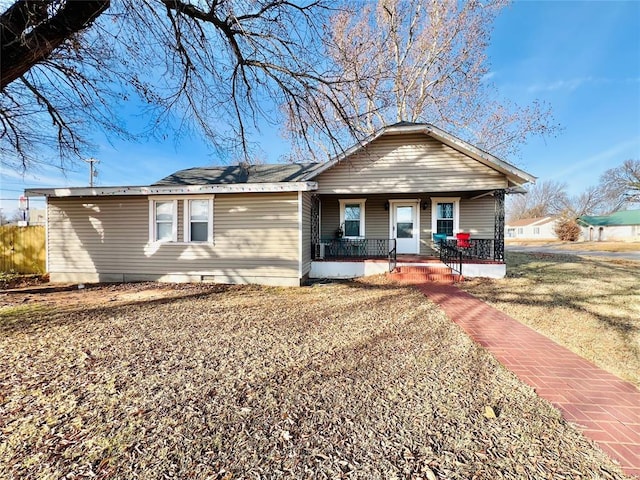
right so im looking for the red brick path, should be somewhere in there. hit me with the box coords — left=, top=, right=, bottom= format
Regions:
left=418, top=283, right=640, bottom=478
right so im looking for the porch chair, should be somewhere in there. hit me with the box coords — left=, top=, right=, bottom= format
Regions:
left=432, top=233, right=447, bottom=251
left=456, top=232, right=471, bottom=254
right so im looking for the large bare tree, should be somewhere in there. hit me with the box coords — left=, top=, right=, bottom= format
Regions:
left=599, top=159, right=640, bottom=210
left=286, top=0, right=558, bottom=160
left=1, top=0, right=353, bottom=172
left=563, top=160, right=640, bottom=217
left=506, top=180, right=568, bottom=221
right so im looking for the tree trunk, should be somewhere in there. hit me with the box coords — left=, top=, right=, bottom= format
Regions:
left=1, top=0, right=109, bottom=90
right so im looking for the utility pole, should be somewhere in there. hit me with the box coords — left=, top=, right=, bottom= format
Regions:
left=84, top=158, right=99, bottom=187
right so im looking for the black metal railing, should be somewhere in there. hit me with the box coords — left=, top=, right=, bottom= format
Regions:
left=439, top=242, right=463, bottom=275
left=444, top=238, right=495, bottom=260
left=314, top=237, right=395, bottom=259
left=388, top=239, right=397, bottom=272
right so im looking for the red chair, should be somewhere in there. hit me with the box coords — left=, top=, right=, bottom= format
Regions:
left=456, top=232, right=471, bottom=248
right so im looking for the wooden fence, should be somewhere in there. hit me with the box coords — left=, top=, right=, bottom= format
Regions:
left=0, top=226, right=46, bottom=274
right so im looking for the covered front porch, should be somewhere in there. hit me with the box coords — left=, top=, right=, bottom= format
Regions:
left=310, top=245, right=506, bottom=280
left=308, top=190, right=506, bottom=279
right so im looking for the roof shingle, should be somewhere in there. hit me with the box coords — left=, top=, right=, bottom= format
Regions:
left=154, top=163, right=322, bottom=186
left=578, top=210, right=640, bottom=227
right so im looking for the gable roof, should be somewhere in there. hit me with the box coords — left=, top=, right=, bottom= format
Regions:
left=154, top=163, right=322, bottom=186
left=578, top=210, right=640, bottom=227
left=506, top=216, right=558, bottom=227
left=26, top=123, right=536, bottom=198
left=304, top=122, right=536, bottom=186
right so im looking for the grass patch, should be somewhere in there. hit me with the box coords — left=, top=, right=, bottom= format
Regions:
left=0, top=280, right=628, bottom=479
left=557, top=241, right=640, bottom=253
left=462, top=252, right=640, bottom=387
left=506, top=240, right=640, bottom=252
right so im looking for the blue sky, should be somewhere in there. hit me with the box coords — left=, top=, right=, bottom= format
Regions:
left=1, top=0, right=639, bottom=217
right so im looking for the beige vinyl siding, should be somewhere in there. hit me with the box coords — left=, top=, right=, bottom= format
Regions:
left=320, top=195, right=389, bottom=239
left=320, top=197, right=340, bottom=239
left=301, top=191, right=312, bottom=277
left=47, top=193, right=300, bottom=285
left=459, top=196, right=496, bottom=237
left=315, top=134, right=507, bottom=194
left=419, top=201, right=434, bottom=256
left=48, top=197, right=146, bottom=275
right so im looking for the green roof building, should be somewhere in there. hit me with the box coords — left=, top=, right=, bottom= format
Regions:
left=578, top=210, right=640, bottom=241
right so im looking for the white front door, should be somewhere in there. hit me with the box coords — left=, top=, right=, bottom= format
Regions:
left=391, top=201, right=419, bottom=254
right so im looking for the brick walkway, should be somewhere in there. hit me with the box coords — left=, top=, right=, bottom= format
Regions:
left=418, top=283, right=640, bottom=478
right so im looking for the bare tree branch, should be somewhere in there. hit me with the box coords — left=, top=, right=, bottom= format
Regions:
left=599, top=159, right=640, bottom=209
left=1, top=0, right=109, bottom=89
left=286, top=0, right=560, bottom=161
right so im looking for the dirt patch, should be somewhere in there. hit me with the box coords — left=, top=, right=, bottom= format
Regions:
left=0, top=279, right=629, bottom=479
left=0, top=273, right=49, bottom=290
left=0, top=282, right=225, bottom=311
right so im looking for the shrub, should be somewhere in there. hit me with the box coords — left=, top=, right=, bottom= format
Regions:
left=554, top=218, right=581, bottom=241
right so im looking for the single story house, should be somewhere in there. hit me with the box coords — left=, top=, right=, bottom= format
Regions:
left=26, top=122, right=536, bottom=286
left=578, top=210, right=640, bottom=242
left=505, top=216, right=559, bottom=241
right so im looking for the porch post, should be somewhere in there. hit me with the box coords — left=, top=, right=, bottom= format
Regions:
left=494, top=189, right=505, bottom=261
left=311, top=194, right=320, bottom=259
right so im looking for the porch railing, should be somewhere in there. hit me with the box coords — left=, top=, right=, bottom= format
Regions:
left=437, top=238, right=497, bottom=275
left=388, top=239, right=397, bottom=273
left=313, top=238, right=397, bottom=271
left=444, top=238, right=496, bottom=260
left=439, top=243, right=463, bottom=275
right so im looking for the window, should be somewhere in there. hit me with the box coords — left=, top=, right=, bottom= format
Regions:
left=507, top=228, right=516, bottom=238
left=518, top=227, right=524, bottom=235
left=533, top=227, right=540, bottom=235
left=339, top=199, right=366, bottom=238
left=149, top=196, right=213, bottom=243
left=431, top=197, right=460, bottom=237
left=186, top=199, right=213, bottom=242
left=436, top=202, right=454, bottom=236
left=153, top=200, right=177, bottom=242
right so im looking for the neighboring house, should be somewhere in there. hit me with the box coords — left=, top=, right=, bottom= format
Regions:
left=26, top=122, right=536, bottom=286
left=578, top=210, right=640, bottom=242
left=505, top=216, right=559, bottom=240
left=27, top=208, right=46, bottom=226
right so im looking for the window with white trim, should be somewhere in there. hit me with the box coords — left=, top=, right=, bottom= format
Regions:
left=431, top=197, right=460, bottom=237
left=149, top=196, right=214, bottom=244
left=339, top=199, right=366, bottom=238
left=152, top=200, right=177, bottom=242
left=185, top=198, right=214, bottom=242
left=533, top=227, right=540, bottom=235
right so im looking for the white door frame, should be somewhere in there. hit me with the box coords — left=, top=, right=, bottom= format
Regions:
left=388, top=199, right=420, bottom=254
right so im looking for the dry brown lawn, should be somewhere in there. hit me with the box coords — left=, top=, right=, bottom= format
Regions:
left=0, top=280, right=630, bottom=479
left=462, top=252, right=640, bottom=387
left=558, top=242, right=640, bottom=253
left=506, top=240, right=640, bottom=252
